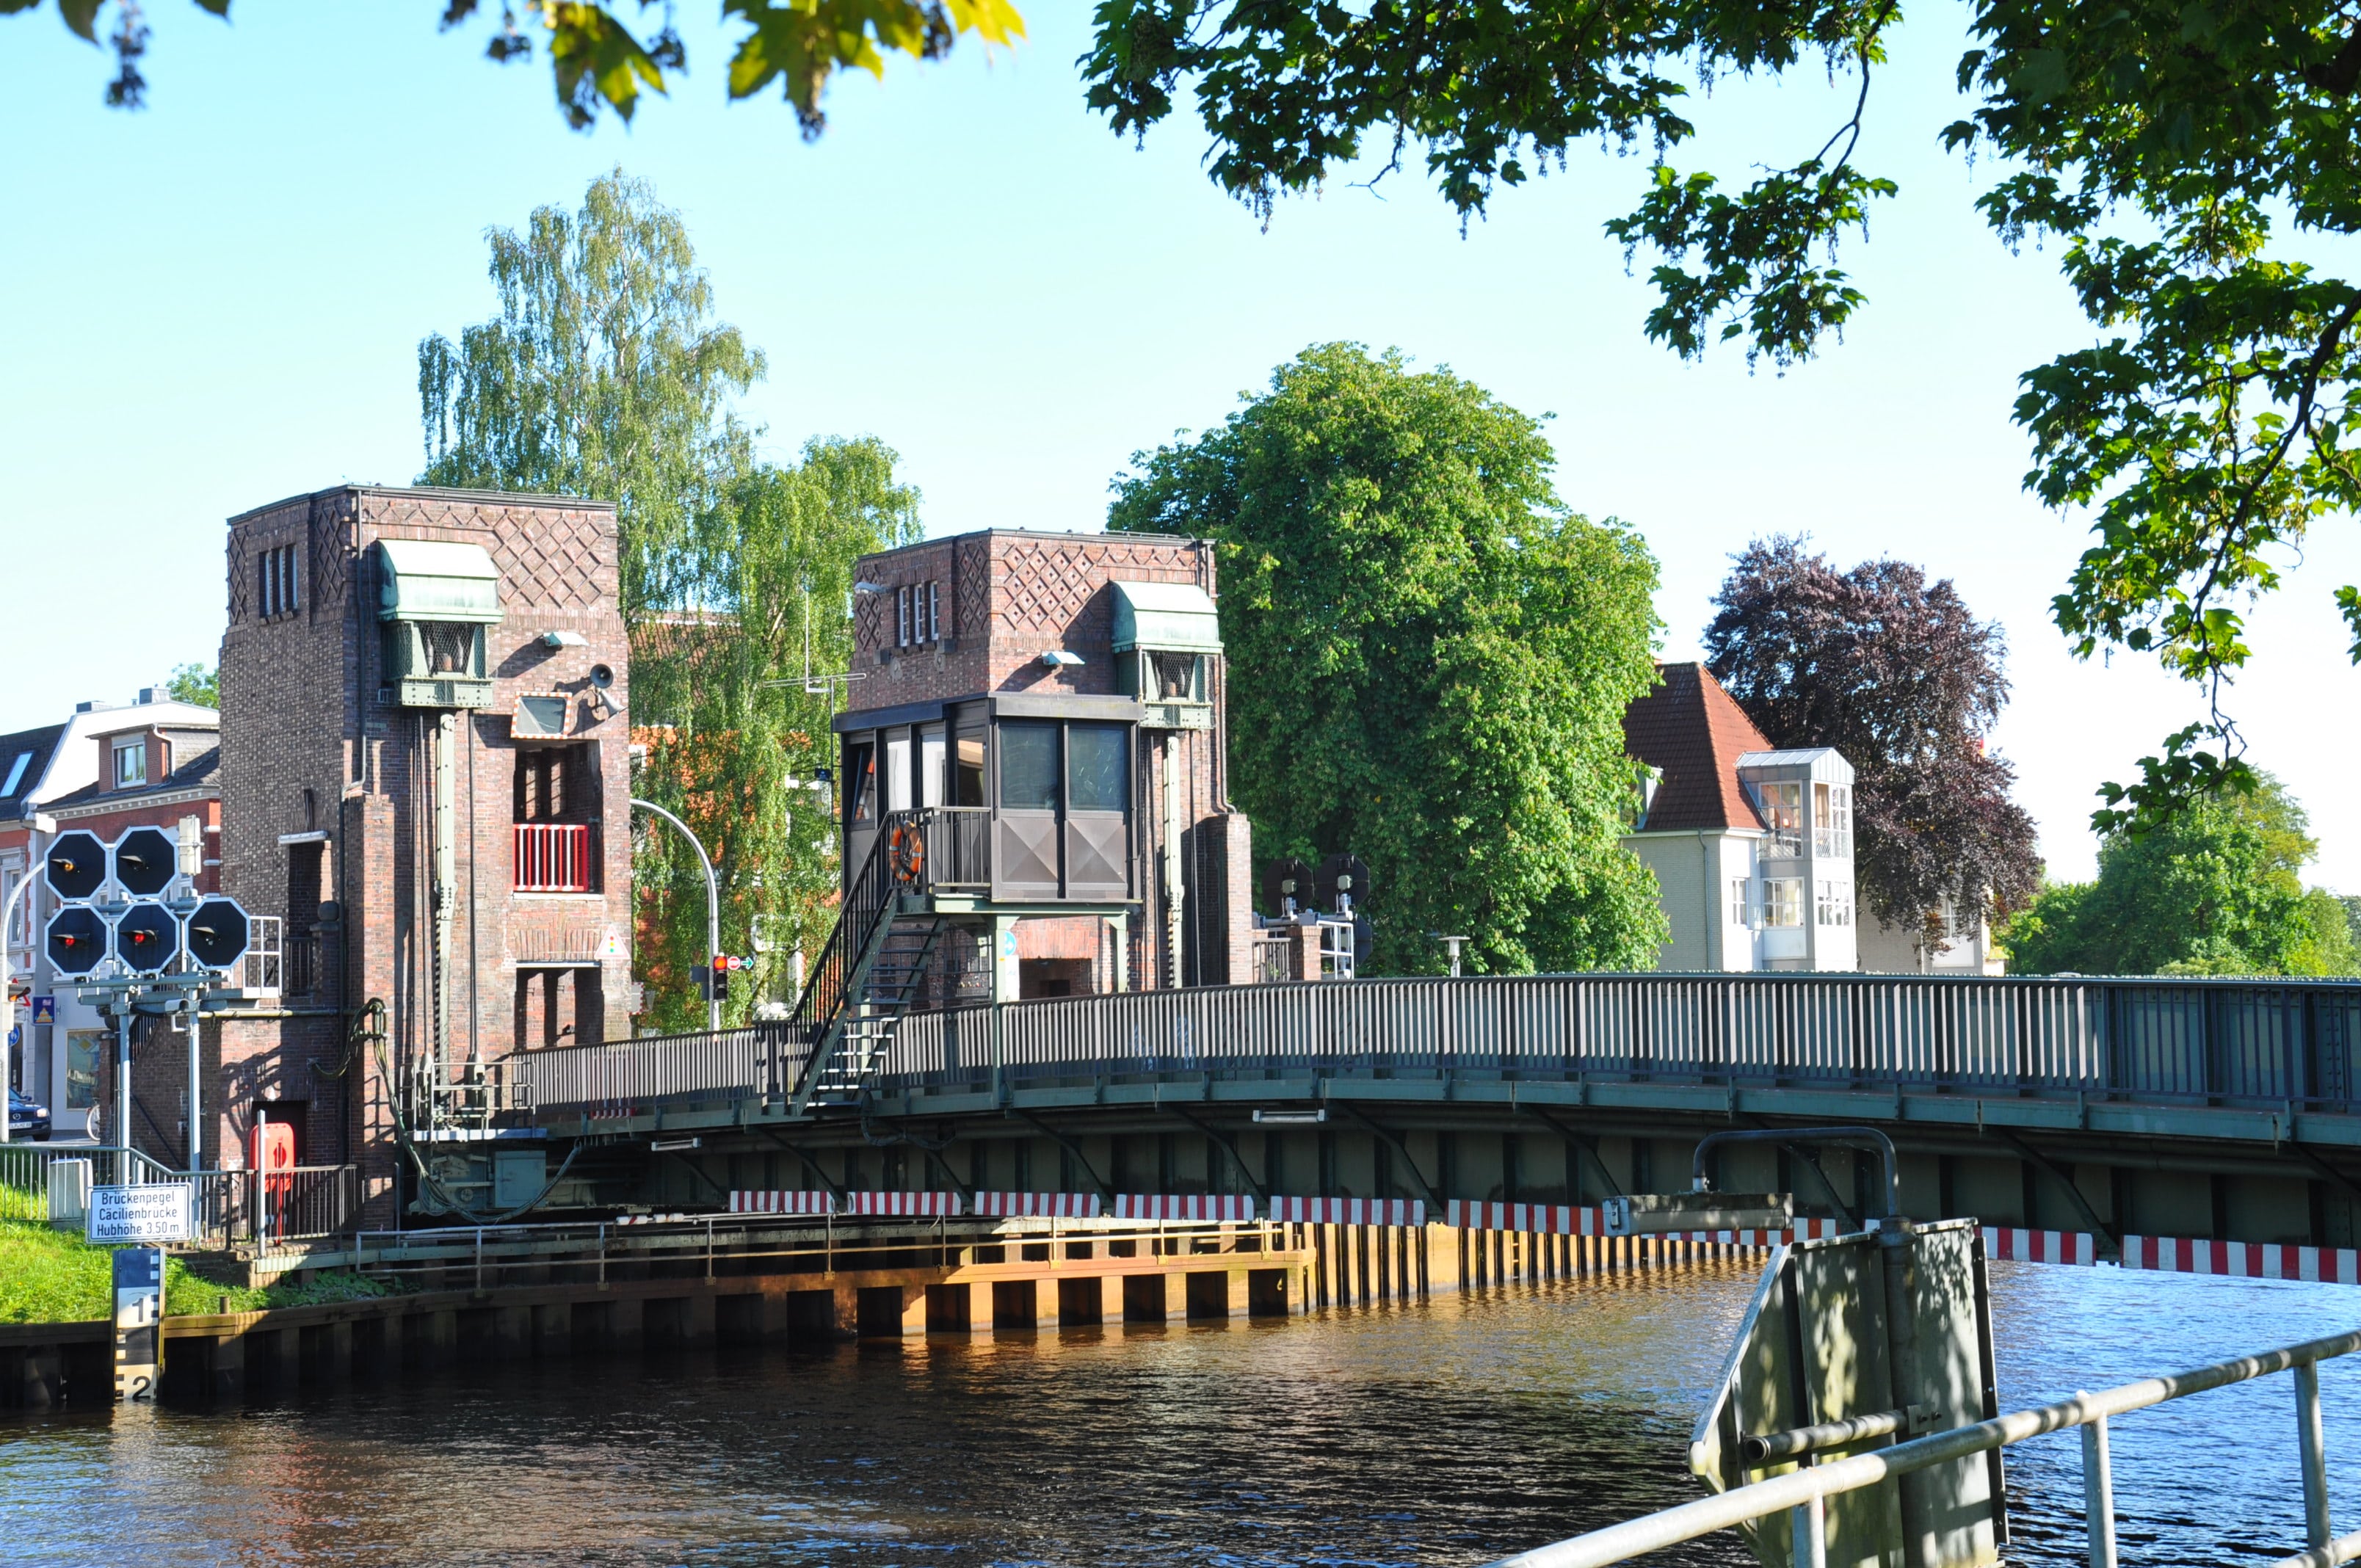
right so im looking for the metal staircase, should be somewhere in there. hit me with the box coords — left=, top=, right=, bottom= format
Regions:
left=788, top=811, right=946, bottom=1114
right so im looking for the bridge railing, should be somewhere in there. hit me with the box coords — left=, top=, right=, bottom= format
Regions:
left=507, top=973, right=2361, bottom=1117
left=1487, top=1326, right=2354, bottom=1568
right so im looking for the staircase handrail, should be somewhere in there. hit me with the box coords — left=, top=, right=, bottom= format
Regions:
left=786, top=809, right=933, bottom=1109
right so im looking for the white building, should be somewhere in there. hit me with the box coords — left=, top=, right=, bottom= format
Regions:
left=1, top=688, right=220, bottom=1124
left=1619, top=664, right=1858, bottom=972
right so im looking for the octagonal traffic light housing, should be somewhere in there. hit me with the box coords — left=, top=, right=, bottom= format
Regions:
left=114, top=904, right=180, bottom=975
left=184, top=897, right=250, bottom=973
left=45, top=907, right=109, bottom=976
left=112, top=826, right=178, bottom=899
left=43, top=830, right=106, bottom=903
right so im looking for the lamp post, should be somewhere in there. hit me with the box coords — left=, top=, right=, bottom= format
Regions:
left=631, top=798, right=721, bottom=1034
left=0, top=812, right=56, bottom=1146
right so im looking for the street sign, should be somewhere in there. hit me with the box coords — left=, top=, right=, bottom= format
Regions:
left=112, top=1246, right=162, bottom=1403
left=30, top=996, right=53, bottom=1024
left=87, top=1183, right=193, bottom=1245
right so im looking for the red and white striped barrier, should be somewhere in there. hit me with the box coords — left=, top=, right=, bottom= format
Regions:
left=1443, top=1202, right=1845, bottom=1245
left=728, top=1191, right=834, bottom=1216
left=1981, top=1225, right=2361, bottom=1282
left=971, top=1191, right=1103, bottom=1219
left=1111, top=1194, right=1257, bottom=1222
left=1266, top=1197, right=1426, bottom=1227
left=838, top=1190, right=963, bottom=1218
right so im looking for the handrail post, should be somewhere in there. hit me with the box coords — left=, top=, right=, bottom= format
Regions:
left=2297, top=1362, right=2331, bottom=1550
left=1789, top=1492, right=1826, bottom=1568
left=2081, top=1398, right=2117, bottom=1568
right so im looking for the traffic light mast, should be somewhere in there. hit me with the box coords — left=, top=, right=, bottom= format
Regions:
left=40, top=821, right=250, bottom=1175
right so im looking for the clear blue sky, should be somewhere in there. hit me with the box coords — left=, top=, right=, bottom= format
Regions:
left=4, top=1, right=2357, bottom=888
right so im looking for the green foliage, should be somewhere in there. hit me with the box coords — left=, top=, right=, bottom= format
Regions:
left=631, top=440, right=921, bottom=1033
left=19, top=1, right=1023, bottom=131
left=2000, top=773, right=2356, bottom=976
left=1109, top=344, right=1669, bottom=976
left=1078, top=0, right=2361, bottom=828
left=0, top=1219, right=408, bottom=1324
left=420, top=169, right=766, bottom=620
left=165, top=661, right=217, bottom=708
left=419, top=171, right=921, bottom=1030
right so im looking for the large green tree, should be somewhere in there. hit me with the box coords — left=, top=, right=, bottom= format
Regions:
left=1073, top=0, right=2361, bottom=832
left=418, top=170, right=920, bottom=1031
left=1109, top=343, right=1668, bottom=975
left=2003, top=774, right=2358, bottom=976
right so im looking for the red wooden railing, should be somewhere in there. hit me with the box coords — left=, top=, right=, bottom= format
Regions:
left=515, top=822, right=594, bottom=892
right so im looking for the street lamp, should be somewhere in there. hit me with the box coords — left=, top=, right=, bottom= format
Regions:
left=631, top=798, right=721, bottom=1034
left=0, top=812, right=56, bottom=1146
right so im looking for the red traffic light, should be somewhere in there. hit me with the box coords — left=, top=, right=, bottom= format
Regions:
left=44, top=907, right=109, bottom=976
left=115, top=904, right=180, bottom=975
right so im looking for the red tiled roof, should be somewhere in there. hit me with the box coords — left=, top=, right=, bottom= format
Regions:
left=1622, top=663, right=1771, bottom=832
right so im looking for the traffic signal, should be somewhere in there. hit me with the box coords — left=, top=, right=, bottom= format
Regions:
left=692, top=964, right=728, bottom=1001
left=46, top=907, right=109, bottom=976
left=112, top=826, right=178, bottom=899
left=43, top=830, right=106, bottom=903
left=114, top=904, right=180, bottom=974
left=184, top=898, right=251, bottom=972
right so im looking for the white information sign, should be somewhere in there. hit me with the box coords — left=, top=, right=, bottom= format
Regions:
left=87, top=1183, right=193, bottom=1245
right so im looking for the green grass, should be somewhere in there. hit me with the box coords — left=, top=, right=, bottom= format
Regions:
left=0, top=1218, right=411, bottom=1324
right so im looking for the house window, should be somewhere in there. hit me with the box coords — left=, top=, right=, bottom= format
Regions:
left=1757, top=782, right=1804, bottom=856
left=896, top=587, right=912, bottom=647
left=1730, top=877, right=1755, bottom=928
left=255, top=542, right=300, bottom=620
left=926, top=581, right=941, bottom=642
left=112, top=738, right=145, bottom=788
left=1816, top=879, right=1853, bottom=927
left=1763, top=877, right=1805, bottom=928
left=1, top=752, right=30, bottom=798
left=1815, top=783, right=1851, bottom=857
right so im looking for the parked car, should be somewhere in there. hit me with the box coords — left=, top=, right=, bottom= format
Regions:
left=8, top=1089, right=50, bottom=1141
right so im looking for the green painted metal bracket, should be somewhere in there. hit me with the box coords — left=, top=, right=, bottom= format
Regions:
left=1332, top=1101, right=1446, bottom=1213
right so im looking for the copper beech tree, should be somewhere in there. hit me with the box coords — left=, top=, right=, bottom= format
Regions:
left=1703, top=537, right=2040, bottom=955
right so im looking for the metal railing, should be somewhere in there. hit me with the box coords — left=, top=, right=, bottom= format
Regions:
left=0, top=1144, right=358, bottom=1251
left=352, top=1211, right=1289, bottom=1291
left=515, top=822, right=595, bottom=892
left=1491, top=1328, right=2358, bottom=1568
left=508, top=970, right=2361, bottom=1119
left=512, top=1023, right=788, bottom=1115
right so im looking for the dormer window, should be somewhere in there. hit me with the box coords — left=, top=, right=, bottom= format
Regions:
left=112, top=738, right=145, bottom=788
left=1755, top=781, right=1805, bottom=856
left=1624, top=763, right=1662, bottom=830
left=1814, top=783, right=1851, bottom=856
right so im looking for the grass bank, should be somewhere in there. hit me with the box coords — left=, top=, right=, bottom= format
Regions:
left=0, top=1218, right=407, bottom=1324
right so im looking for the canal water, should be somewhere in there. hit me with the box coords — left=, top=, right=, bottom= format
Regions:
left=3, top=1259, right=2355, bottom=1567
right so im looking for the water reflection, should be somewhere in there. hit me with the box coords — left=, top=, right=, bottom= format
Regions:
left=1, top=1258, right=2354, bottom=1567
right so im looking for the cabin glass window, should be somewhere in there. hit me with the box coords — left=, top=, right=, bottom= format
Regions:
left=1068, top=724, right=1127, bottom=813
left=953, top=730, right=987, bottom=807
left=845, top=742, right=877, bottom=824
left=918, top=724, right=946, bottom=808
left=999, top=722, right=1059, bottom=811
left=885, top=730, right=914, bottom=813
left=1763, top=877, right=1805, bottom=928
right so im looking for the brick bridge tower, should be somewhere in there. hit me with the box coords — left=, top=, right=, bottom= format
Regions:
left=208, top=485, right=631, bottom=1223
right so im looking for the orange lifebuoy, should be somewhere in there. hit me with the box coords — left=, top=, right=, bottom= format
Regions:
left=890, top=821, right=926, bottom=885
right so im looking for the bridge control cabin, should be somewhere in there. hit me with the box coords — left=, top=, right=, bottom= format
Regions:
left=833, top=530, right=1255, bottom=1004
